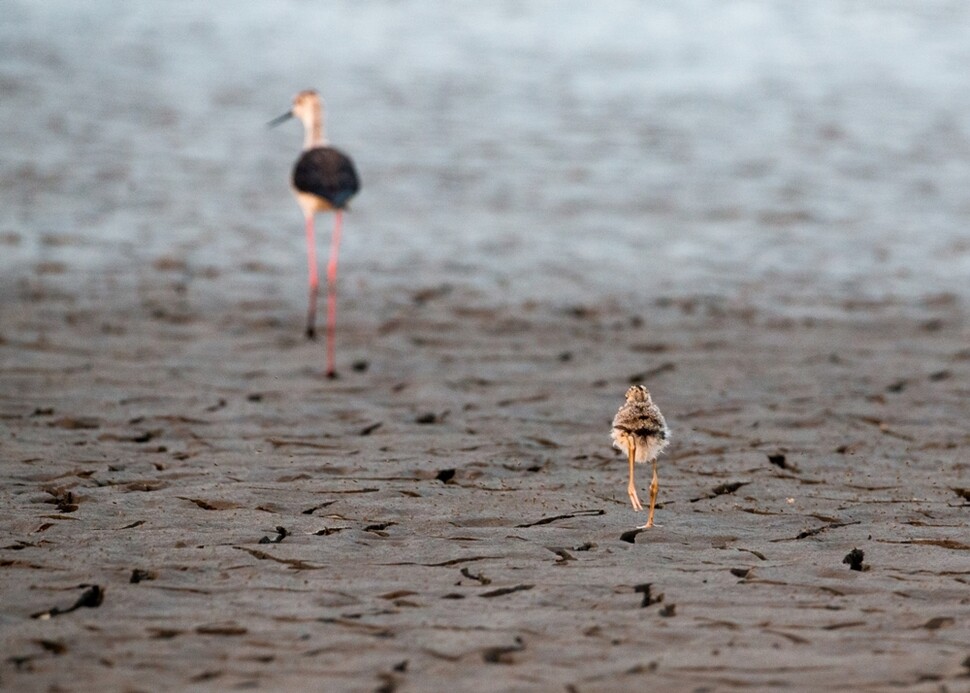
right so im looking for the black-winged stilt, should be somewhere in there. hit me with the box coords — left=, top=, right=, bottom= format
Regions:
left=269, top=90, right=360, bottom=378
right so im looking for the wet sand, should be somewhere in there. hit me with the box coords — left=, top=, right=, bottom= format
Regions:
left=2, top=2, right=970, bottom=691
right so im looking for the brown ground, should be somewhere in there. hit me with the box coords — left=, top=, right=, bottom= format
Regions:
left=3, top=3, right=970, bottom=692
left=2, top=264, right=969, bottom=692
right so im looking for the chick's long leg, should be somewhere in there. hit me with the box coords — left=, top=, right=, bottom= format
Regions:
left=645, top=458, right=660, bottom=528
left=627, top=442, right=643, bottom=512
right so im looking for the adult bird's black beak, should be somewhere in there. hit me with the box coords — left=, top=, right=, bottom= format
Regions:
left=267, top=111, right=293, bottom=128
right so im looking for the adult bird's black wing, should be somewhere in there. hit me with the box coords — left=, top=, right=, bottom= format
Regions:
left=292, top=146, right=360, bottom=209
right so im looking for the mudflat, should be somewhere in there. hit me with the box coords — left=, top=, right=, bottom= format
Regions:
left=3, top=265, right=969, bottom=691
left=2, top=3, right=969, bottom=691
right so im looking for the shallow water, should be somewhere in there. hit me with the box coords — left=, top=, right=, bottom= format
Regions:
left=3, top=1, right=970, bottom=311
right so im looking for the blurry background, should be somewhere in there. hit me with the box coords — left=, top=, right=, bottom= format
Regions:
left=3, top=0, right=970, bottom=316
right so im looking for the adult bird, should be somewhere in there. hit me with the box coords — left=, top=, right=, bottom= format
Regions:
left=269, top=90, right=360, bottom=378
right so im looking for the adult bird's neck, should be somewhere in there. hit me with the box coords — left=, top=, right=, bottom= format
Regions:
left=304, top=123, right=325, bottom=149
left=303, top=107, right=326, bottom=150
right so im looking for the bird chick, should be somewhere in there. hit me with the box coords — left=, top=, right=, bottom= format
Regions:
left=611, top=385, right=670, bottom=527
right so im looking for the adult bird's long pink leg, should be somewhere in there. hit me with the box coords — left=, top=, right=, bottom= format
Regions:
left=325, top=210, right=343, bottom=378
left=645, top=459, right=659, bottom=528
left=304, top=214, right=319, bottom=339
left=627, top=443, right=643, bottom=512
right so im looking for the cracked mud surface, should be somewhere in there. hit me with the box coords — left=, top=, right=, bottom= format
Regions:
left=3, top=3, right=970, bottom=691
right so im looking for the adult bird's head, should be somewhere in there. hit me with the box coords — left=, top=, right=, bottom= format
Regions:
left=269, top=90, right=325, bottom=149
left=268, top=90, right=322, bottom=128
